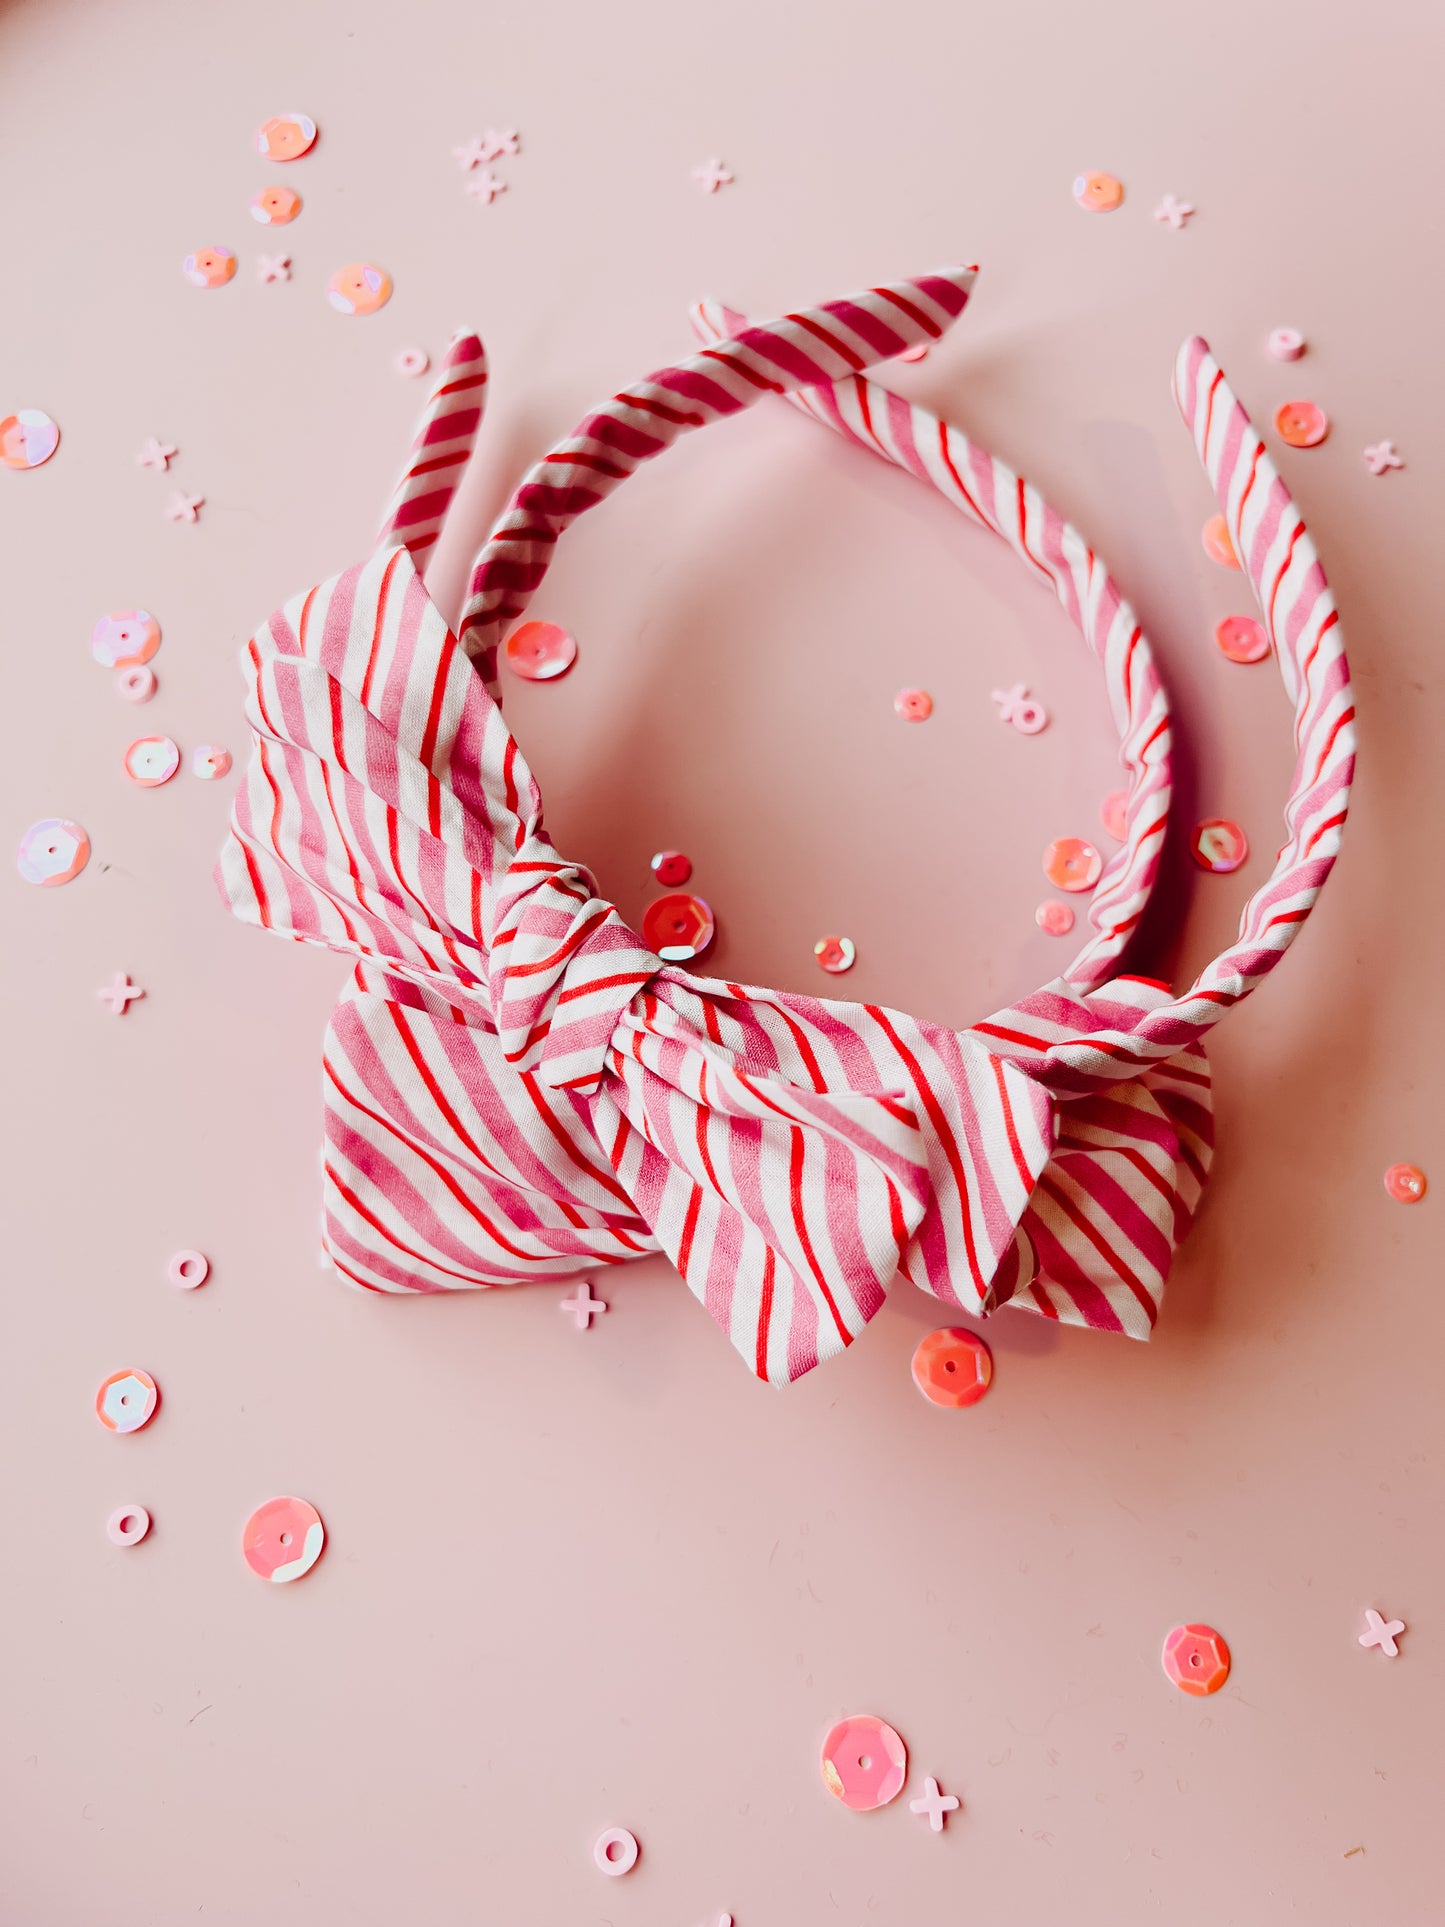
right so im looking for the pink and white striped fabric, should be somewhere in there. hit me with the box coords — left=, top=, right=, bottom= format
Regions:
left=216, top=273, right=1354, bottom=1381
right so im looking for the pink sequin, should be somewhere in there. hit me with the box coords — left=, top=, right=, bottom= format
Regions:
left=503, top=620, right=577, bottom=681
left=1190, top=818, right=1248, bottom=873
left=820, top=1715, right=908, bottom=1811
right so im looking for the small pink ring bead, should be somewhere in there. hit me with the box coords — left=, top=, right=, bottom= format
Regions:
left=593, top=1828, right=639, bottom=1876
left=167, top=1249, right=210, bottom=1289
left=107, top=1505, right=151, bottom=1547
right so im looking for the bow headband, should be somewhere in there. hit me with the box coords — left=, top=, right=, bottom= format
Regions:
left=217, top=270, right=1355, bottom=1383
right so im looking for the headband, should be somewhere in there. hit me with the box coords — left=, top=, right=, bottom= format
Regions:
left=217, top=270, right=1353, bottom=1382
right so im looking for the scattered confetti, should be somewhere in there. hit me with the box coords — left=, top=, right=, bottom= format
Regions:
left=192, top=746, right=232, bottom=780
left=821, top=1715, right=908, bottom=1811
left=250, top=185, right=302, bottom=226
left=642, top=892, right=714, bottom=961
left=116, top=664, right=157, bottom=702
left=135, top=437, right=177, bottom=471
left=1214, top=615, right=1270, bottom=664
left=327, top=263, right=393, bottom=316
left=1042, top=837, right=1102, bottom=892
left=559, top=1280, right=608, bottom=1329
left=1162, top=1623, right=1231, bottom=1695
left=1201, top=513, right=1240, bottom=568
left=1363, top=440, right=1403, bottom=475
left=1099, top=790, right=1129, bottom=841
left=1, top=408, right=60, bottom=469
left=992, top=683, right=1048, bottom=733
left=123, top=735, right=182, bottom=787
left=1358, top=1609, right=1405, bottom=1657
left=1073, top=171, right=1123, bottom=212
left=96, top=1368, right=159, bottom=1434
left=479, top=127, right=519, bottom=160
left=593, top=1829, right=639, bottom=1877
left=257, top=253, right=291, bottom=284
left=242, top=1496, right=325, bottom=1582
left=650, top=850, right=693, bottom=887
left=167, top=1249, right=210, bottom=1290
left=692, top=157, right=734, bottom=194
left=91, top=610, right=161, bottom=669
left=894, top=687, right=933, bottom=721
left=165, top=491, right=204, bottom=524
left=911, top=1327, right=992, bottom=1408
left=97, top=972, right=144, bottom=1016
left=1035, top=899, right=1075, bottom=936
left=107, top=1505, right=151, bottom=1547
left=813, top=935, right=856, bottom=975
left=1275, top=400, right=1329, bottom=449
left=256, top=113, right=317, bottom=162
left=16, top=817, right=90, bottom=886
left=395, top=347, right=430, bottom=378
left=1190, top=817, right=1248, bottom=873
left=1383, top=1163, right=1427, bottom=1203
left=909, top=1775, right=961, bottom=1832
left=1153, top=193, right=1194, bottom=229
left=464, top=169, right=507, bottom=205
left=182, top=247, right=237, bottom=289
left=504, top=619, right=576, bottom=680
left=1268, top=327, right=1305, bottom=361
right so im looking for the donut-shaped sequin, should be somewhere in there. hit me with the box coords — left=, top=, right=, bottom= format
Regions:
left=504, top=620, right=577, bottom=681
left=250, top=185, right=303, bottom=225
left=650, top=850, right=692, bottom=887
left=1214, top=615, right=1269, bottom=664
left=242, top=1496, right=325, bottom=1582
left=1035, top=899, right=1075, bottom=937
left=894, top=687, right=933, bottom=722
left=1383, top=1163, right=1427, bottom=1203
left=167, top=1249, right=210, bottom=1289
left=182, top=247, right=237, bottom=289
left=820, top=1715, right=908, bottom=1811
left=1099, top=790, right=1129, bottom=841
left=1073, top=171, right=1124, bottom=212
left=192, top=746, right=232, bottom=780
left=1275, top=400, right=1329, bottom=449
left=1201, top=514, right=1239, bottom=569
left=642, top=892, right=715, bottom=962
left=116, top=665, right=156, bottom=702
left=1, top=408, right=60, bottom=469
left=1190, top=818, right=1248, bottom=873
left=123, top=736, right=181, bottom=787
left=17, top=817, right=90, bottom=886
left=326, top=262, right=393, bottom=316
left=1042, top=837, right=1102, bottom=893
left=96, top=1368, right=159, bottom=1434
left=256, top=113, right=317, bottom=162
left=814, top=935, right=856, bottom=974
left=91, top=610, right=161, bottom=669
left=107, top=1505, right=151, bottom=1546
left=911, top=1327, right=993, bottom=1407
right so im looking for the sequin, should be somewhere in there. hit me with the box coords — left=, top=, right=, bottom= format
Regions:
left=1161, top=1623, right=1230, bottom=1696
left=116, top=665, right=157, bottom=703
left=326, top=262, right=393, bottom=316
left=1035, top=899, right=1075, bottom=936
left=1275, top=400, right=1329, bottom=449
left=813, top=935, right=856, bottom=974
left=1074, top=171, right=1124, bottom=212
left=91, top=610, right=161, bottom=669
left=250, top=185, right=303, bottom=225
left=1201, top=514, right=1240, bottom=568
left=650, top=850, right=692, bottom=887
left=167, top=1249, right=210, bottom=1289
left=820, top=1715, right=908, bottom=1811
left=504, top=620, right=577, bottom=680
left=1214, top=615, right=1269, bottom=664
left=16, top=818, right=89, bottom=886
left=394, top=347, right=430, bottom=378
left=1042, top=837, right=1102, bottom=893
left=256, top=113, right=317, bottom=162
left=1099, top=790, right=1129, bottom=841
left=1383, top=1163, right=1427, bottom=1203
left=107, top=1505, right=151, bottom=1547
left=123, top=736, right=181, bottom=788
left=192, top=746, right=232, bottom=780
left=0, top=408, right=60, bottom=469
left=96, top=1368, right=159, bottom=1434
left=642, top=892, right=714, bottom=962
left=894, top=687, right=933, bottom=721
left=182, top=247, right=237, bottom=289
left=910, top=1327, right=993, bottom=1407
left=1268, top=327, right=1305, bottom=361
left=593, top=1829, right=640, bottom=1876
left=242, top=1496, right=325, bottom=1582
left=1190, top=818, right=1248, bottom=873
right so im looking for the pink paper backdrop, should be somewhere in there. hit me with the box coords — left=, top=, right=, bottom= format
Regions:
left=4, top=1, right=1441, bottom=1920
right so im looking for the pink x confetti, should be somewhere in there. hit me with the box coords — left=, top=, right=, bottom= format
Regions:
left=1359, top=1608, right=1405, bottom=1657
left=909, top=1776, right=960, bottom=1833
left=97, top=972, right=144, bottom=1015
left=692, top=157, right=734, bottom=194
left=464, top=168, right=507, bottom=205
left=1363, top=440, right=1403, bottom=475
left=165, top=491, right=204, bottom=524
left=135, top=437, right=177, bottom=471
left=479, top=127, right=519, bottom=160
left=560, top=1280, right=608, bottom=1330
left=257, top=253, right=291, bottom=284
left=1154, top=193, right=1195, bottom=229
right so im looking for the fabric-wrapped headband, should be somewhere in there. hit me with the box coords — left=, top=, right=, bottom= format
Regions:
left=218, top=269, right=1354, bottom=1383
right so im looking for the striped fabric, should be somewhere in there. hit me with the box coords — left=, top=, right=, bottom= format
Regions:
left=216, top=274, right=1353, bottom=1381
left=375, top=332, right=489, bottom=566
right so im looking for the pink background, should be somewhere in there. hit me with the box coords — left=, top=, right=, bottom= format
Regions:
left=3, top=0, right=1441, bottom=1920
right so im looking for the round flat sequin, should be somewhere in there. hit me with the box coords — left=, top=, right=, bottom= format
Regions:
left=1099, top=790, right=1129, bottom=841
left=167, top=1249, right=210, bottom=1289
left=91, top=610, right=160, bottom=669
left=814, top=935, right=856, bottom=974
left=911, top=1327, right=993, bottom=1408
left=1201, top=514, right=1240, bottom=569
left=256, top=113, right=317, bottom=162
left=242, top=1496, right=325, bottom=1582
left=1162, top=1623, right=1230, bottom=1696
left=123, top=736, right=181, bottom=788
left=17, top=818, right=90, bottom=886
left=1383, top=1163, right=1427, bottom=1203
left=820, top=1715, right=908, bottom=1811
left=182, top=247, right=237, bottom=289
left=1275, top=400, right=1329, bottom=449
left=650, top=850, right=692, bottom=887
left=107, top=1505, right=151, bottom=1547
left=642, top=892, right=714, bottom=962
left=116, top=665, right=156, bottom=702
left=1042, top=837, right=1102, bottom=893
left=1035, top=899, right=1075, bottom=936
left=894, top=687, right=933, bottom=722
left=192, top=746, right=232, bottom=780
left=503, top=620, right=577, bottom=680
left=327, top=262, right=393, bottom=316
left=593, top=1829, right=640, bottom=1877
left=1073, top=171, right=1124, bottom=212
left=1, top=408, right=60, bottom=469
left=1214, top=615, right=1269, bottom=664
left=1268, top=328, right=1305, bottom=361
left=395, top=347, right=430, bottom=377
left=250, top=184, right=303, bottom=225
left=1190, top=817, right=1248, bottom=873
left=96, top=1368, right=159, bottom=1434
